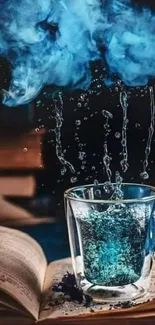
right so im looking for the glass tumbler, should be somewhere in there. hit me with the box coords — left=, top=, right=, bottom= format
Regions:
left=64, top=183, right=155, bottom=303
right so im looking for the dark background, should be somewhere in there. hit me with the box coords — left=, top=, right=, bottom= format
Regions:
left=0, top=58, right=155, bottom=204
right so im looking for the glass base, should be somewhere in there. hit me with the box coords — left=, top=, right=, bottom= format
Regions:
left=79, top=278, right=148, bottom=303
left=76, top=255, right=151, bottom=304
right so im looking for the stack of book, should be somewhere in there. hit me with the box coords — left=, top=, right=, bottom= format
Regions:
left=0, top=128, right=54, bottom=226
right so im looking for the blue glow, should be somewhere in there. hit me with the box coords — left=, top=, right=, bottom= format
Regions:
left=1, top=0, right=155, bottom=106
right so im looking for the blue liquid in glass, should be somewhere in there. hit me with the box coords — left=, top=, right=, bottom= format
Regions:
left=76, top=203, right=150, bottom=287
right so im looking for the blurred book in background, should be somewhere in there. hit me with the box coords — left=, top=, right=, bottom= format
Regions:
left=0, top=123, right=57, bottom=227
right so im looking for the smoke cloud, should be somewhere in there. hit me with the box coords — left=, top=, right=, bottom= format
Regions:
left=0, top=0, right=155, bottom=106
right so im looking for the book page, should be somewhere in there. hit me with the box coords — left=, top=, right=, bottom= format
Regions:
left=39, top=258, right=155, bottom=322
left=0, top=314, right=34, bottom=325
left=0, top=226, right=47, bottom=320
left=0, top=290, right=30, bottom=316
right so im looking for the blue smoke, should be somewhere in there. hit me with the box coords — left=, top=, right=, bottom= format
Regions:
left=0, top=0, right=155, bottom=107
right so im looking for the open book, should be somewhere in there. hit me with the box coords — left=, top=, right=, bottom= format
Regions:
left=0, top=226, right=155, bottom=325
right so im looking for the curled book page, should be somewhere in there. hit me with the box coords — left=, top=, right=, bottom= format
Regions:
left=0, top=226, right=47, bottom=320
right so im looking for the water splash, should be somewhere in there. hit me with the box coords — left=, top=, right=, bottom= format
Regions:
left=140, top=86, right=155, bottom=180
left=111, top=171, right=124, bottom=200
left=54, top=92, right=75, bottom=174
left=102, top=110, right=113, bottom=181
left=119, top=88, right=129, bottom=173
left=2, top=1, right=155, bottom=106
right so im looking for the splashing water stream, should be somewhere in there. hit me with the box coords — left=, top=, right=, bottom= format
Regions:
left=54, top=93, right=75, bottom=174
left=120, top=89, right=129, bottom=173
left=140, top=86, right=155, bottom=180
left=102, top=110, right=113, bottom=181
left=102, top=86, right=129, bottom=199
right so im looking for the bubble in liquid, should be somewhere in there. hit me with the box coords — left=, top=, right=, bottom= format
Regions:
left=140, top=171, right=149, bottom=180
left=23, top=147, right=28, bottom=152
left=95, top=189, right=102, bottom=196
left=115, top=132, right=121, bottom=139
left=77, top=102, right=82, bottom=108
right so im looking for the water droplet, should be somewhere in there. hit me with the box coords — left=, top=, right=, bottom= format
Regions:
left=82, top=160, right=86, bottom=165
left=91, top=166, right=96, bottom=171
left=115, top=132, right=121, bottom=139
left=80, top=94, right=85, bottom=101
left=77, top=102, right=82, bottom=108
left=78, top=143, right=84, bottom=149
left=135, top=123, right=141, bottom=128
left=61, top=167, right=67, bottom=176
left=140, top=171, right=149, bottom=180
left=70, top=177, right=78, bottom=184
left=102, top=110, right=113, bottom=119
left=78, top=151, right=86, bottom=161
left=75, top=120, right=81, bottom=126
left=23, top=147, right=28, bottom=152
left=94, top=179, right=99, bottom=186
left=35, top=128, right=39, bottom=132
left=103, top=182, right=114, bottom=194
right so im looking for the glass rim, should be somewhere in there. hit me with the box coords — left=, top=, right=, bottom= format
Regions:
left=64, top=182, right=155, bottom=204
